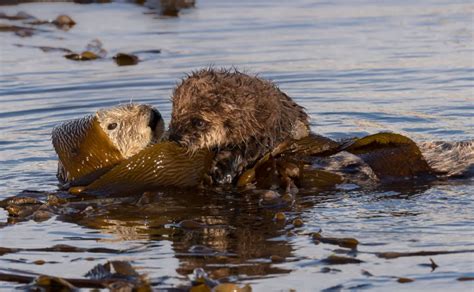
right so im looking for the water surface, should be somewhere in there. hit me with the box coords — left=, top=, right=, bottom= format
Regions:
left=0, top=0, right=473, bottom=290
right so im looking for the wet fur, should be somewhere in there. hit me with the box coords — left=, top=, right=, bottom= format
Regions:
left=96, top=104, right=164, bottom=158
left=169, top=68, right=310, bottom=183
left=419, top=140, right=474, bottom=177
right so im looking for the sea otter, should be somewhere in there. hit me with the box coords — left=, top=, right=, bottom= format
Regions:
left=168, top=68, right=310, bottom=184
left=52, top=103, right=164, bottom=187
left=168, top=68, right=473, bottom=186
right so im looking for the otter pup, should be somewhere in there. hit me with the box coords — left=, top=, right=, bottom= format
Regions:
left=52, top=104, right=164, bottom=187
left=168, top=68, right=310, bottom=184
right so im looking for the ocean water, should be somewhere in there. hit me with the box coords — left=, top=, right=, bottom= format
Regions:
left=0, top=0, right=473, bottom=290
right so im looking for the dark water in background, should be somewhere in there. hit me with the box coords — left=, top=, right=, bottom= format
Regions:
left=0, top=0, right=473, bottom=290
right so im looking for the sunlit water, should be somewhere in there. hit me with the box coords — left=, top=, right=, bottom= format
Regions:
left=0, top=0, right=473, bottom=290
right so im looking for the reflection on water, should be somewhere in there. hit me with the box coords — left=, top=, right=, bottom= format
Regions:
left=0, top=0, right=473, bottom=290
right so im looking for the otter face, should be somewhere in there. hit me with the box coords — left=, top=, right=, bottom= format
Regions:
left=169, top=109, right=236, bottom=153
left=169, top=91, right=257, bottom=153
left=168, top=70, right=263, bottom=153
left=53, top=103, right=165, bottom=185
left=96, top=104, right=165, bottom=158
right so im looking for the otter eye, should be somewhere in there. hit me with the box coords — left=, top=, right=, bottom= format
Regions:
left=107, top=123, right=118, bottom=130
left=192, top=118, right=206, bottom=129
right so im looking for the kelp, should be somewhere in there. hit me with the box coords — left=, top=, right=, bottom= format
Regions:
left=312, top=232, right=359, bottom=249
left=84, top=142, right=213, bottom=194
left=28, top=14, right=76, bottom=30
left=341, top=132, right=434, bottom=180
left=0, top=23, right=36, bottom=37
left=0, top=260, right=150, bottom=290
left=376, top=249, right=474, bottom=259
left=0, top=11, right=35, bottom=20
left=321, top=255, right=363, bottom=265
left=53, top=116, right=125, bottom=186
left=64, top=39, right=107, bottom=61
left=113, top=53, right=139, bottom=66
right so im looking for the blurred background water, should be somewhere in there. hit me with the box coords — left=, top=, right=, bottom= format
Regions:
left=0, top=0, right=473, bottom=290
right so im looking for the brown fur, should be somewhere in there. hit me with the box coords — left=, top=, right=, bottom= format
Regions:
left=169, top=68, right=310, bottom=184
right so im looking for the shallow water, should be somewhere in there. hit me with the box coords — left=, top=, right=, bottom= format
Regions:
left=0, top=0, right=473, bottom=290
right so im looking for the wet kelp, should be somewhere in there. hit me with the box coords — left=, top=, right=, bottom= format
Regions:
left=0, top=11, right=75, bottom=37
left=51, top=131, right=437, bottom=197
left=1, top=9, right=159, bottom=66
left=1, top=0, right=196, bottom=17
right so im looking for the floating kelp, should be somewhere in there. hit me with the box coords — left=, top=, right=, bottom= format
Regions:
left=14, top=38, right=157, bottom=65
left=237, top=134, right=342, bottom=190
left=64, top=50, right=101, bottom=61
left=139, top=0, right=196, bottom=17
left=14, top=43, right=73, bottom=53
left=376, top=249, right=474, bottom=259
left=27, top=14, right=76, bottom=30
left=83, top=142, right=213, bottom=194
left=190, top=267, right=251, bottom=292
left=0, top=11, right=35, bottom=20
left=0, top=244, right=123, bottom=256
left=0, top=260, right=150, bottom=290
left=292, top=218, right=304, bottom=227
left=84, top=261, right=151, bottom=290
left=342, top=133, right=434, bottom=180
left=0, top=23, right=36, bottom=37
left=397, top=277, right=414, bottom=283
left=297, top=169, right=344, bottom=189
left=270, top=255, right=285, bottom=263
left=113, top=52, right=139, bottom=66
left=0, top=11, right=75, bottom=32
left=273, top=212, right=286, bottom=221
left=57, top=127, right=444, bottom=194
left=178, top=219, right=205, bottom=229
left=131, top=49, right=161, bottom=54
left=312, top=232, right=359, bottom=249
left=64, top=39, right=107, bottom=61
left=321, top=255, right=363, bottom=265
left=280, top=133, right=340, bottom=157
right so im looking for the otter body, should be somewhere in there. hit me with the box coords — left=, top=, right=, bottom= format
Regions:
left=168, top=68, right=310, bottom=184
left=52, top=104, right=164, bottom=187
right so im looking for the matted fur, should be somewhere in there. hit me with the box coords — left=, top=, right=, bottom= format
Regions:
left=419, top=140, right=474, bottom=177
left=168, top=68, right=310, bottom=183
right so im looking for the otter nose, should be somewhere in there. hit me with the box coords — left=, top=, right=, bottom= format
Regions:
left=149, top=109, right=162, bottom=130
left=168, top=131, right=182, bottom=143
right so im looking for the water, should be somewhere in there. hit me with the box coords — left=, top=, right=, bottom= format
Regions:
left=0, top=0, right=473, bottom=290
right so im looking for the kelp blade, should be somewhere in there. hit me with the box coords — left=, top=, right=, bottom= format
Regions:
left=86, top=142, right=212, bottom=194
left=342, top=133, right=433, bottom=180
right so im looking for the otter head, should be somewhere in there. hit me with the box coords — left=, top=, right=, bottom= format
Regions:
left=96, top=104, right=165, bottom=158
left=52, top=103, right=165, bottom=186
left=168, top=68, right=310, bottom=154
